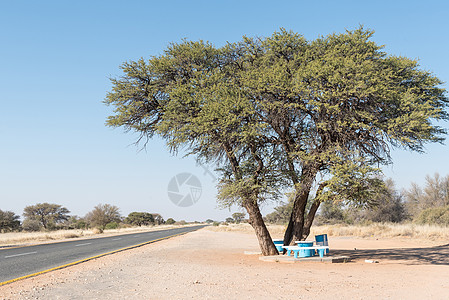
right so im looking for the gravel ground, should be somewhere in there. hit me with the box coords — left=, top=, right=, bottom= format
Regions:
left=1, top=228, right=448, bottom=299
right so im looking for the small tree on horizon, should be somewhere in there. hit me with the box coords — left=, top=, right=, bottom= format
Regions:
left=124, top=212, right=155, bottom=226
left=23, top=203, right=70, bottom=230
left=225, top=217, right=234, bottom=223
left=85, top=204, right=122, bottom=230
left=232, top=212, right=246, bottom=224
left=166, top=218, right=176, bottom=224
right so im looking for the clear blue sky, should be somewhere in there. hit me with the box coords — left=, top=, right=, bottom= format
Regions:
left=1, top=0, right=448, bottom=221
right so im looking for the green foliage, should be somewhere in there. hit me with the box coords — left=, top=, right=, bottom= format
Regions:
left=265, top=192, right=297, bottom=225
left=316, top=155, right=385, bottom=207
left=415, top=206, right=449, bottom=226
left=105, top=27, right=448, bottom=241
left=124, top=212, right=155, bottom=226
left=205, top=219, right=214, bottom=224
left=231, top=212, right=246, bottom=223
left=0, top=209, right=20, bottom=232
left=225, top=217, right=234, bottom=223
left=85, top=204, right=122, bottom=230
left=104, top=222, right=120, bottom=229
left=74, top=219, right=87, bottom=229
left=67, top=216, right=88, bottom=229
left=318, top=201, right=347, bottom=224
left=360, top=179, right=406, bottom=223
left=212, top=221, right=220, bottom=226
left=165, top=218, right=176, bottom=225
left=315, top=178, right=406, bottom=225
left=22, top=219, right=42, bottom=232
left=23, top=203, right=70, bottom=230
left=264, top=202, right=291, bottom=225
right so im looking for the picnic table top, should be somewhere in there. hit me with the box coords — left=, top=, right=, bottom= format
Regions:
left=283, top=245, right=330, bottom=250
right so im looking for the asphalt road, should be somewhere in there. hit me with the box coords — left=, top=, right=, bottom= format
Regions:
left=0, top=225, right=205, bottom=283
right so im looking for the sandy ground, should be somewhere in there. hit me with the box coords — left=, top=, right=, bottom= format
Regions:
left=1, top=228, right=448, bottom=300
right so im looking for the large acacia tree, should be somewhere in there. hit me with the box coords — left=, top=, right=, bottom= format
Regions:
left=105, top=27, right=448, bottom=255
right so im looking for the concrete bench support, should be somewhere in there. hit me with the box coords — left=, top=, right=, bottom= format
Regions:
left=282, top=246, right=330, bottom=258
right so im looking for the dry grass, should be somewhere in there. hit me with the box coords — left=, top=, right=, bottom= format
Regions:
left=206, top=223, right=449, bottom=241
left=0, top=225, right=192, bottom=247
left=4, top=223, right=447, bottom=247
left=311, top=223, right=449, bottom=241
left=205, top=223, right=286, bottom=238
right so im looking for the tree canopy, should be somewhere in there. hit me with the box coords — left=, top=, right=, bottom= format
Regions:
left=0, top=209, right=20, bottom=232
left=124, top=212, right=155, bottom=226
left=105, top=27, right=448, bottom=255
left=23, top=203, right=70, bottom=230
left=85, top=204, right=122, bottom=229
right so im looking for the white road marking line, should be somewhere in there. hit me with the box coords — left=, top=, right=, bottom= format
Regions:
left=111, top=238, right=122, bottom=241
left=75, top=243, right=92, bottom=247
left=5, top=251, right=37, bottom=258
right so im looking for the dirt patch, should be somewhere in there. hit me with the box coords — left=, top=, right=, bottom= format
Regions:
left=1, top=228, right=448, bottom=299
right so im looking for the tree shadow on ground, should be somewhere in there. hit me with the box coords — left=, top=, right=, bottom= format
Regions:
left=332, top=244, right=449, bottom=265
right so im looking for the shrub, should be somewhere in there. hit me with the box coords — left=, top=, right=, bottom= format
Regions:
left=415, top=206, right=449, bottom=226
left=212, top=221, right=220, bottom=226
left=166, top=218, right=176, bottom=225
left=105, top=222, right=120, bottom=229
left=22, top=219, right=42, bottom=232
left=124, top=212, right=154, bottom=226
left=75, top=220, right=87, bottom=229
left=85, top=204, right=122, bottom=229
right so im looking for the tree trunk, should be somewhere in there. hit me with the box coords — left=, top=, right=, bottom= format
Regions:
left=301, top=183, right=326, bottom=239
left=283, top=166, right=318, bottom=246
left=283, top=192, right=308, bottom=246
left=221, top=142, right=277, bottom=256
left=301, top=199, right=321, bottom=240
left=244, top=199, right=279, bottom=256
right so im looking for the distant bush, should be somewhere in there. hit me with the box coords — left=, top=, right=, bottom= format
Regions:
left=75, top=220, right=87, bottom=229
left=415, top=206, right=449, bottom=226
left=212, top=221, right=220, bottom=226
left=105, top=222, right=120, bottom=229
left=22, top=219, right=42, bottom=232
left=124, top=212, right=154, bottom=226
left=166, top=218, right=176, bottom=225
left=232, top=212, right=246, bottom=224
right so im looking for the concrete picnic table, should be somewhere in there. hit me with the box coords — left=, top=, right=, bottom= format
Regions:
left=280, top=240, right=329, bottom=258
left=283, top=245, right=330, bottom=258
